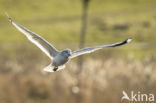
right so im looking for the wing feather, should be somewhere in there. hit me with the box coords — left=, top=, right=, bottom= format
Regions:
left=7, top=14, right=59, bottom=59
left=70, top=39, right=132, bottom=59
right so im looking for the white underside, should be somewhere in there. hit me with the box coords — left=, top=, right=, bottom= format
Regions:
left=43, top=64, right=65, bottom=72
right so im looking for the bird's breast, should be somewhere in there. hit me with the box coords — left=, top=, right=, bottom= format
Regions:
left=53, top=55, right=69, bottom=66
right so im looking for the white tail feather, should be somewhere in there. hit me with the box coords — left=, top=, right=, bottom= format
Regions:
left=43, top=64, right=65, bottom=72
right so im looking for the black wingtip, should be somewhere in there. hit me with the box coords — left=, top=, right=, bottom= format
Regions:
left=5, top=12, right=13, bottom=22
left=121, top=38, right=132, bottom=45
left=111, top=38, right=132, bottom=47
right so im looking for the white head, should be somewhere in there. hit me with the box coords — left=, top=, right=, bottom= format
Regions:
left=62, top=49, right=71, bottom=57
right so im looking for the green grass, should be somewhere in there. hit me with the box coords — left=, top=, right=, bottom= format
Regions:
left=0, top=0, right=155, bottom=58
left=0, top=0, right=156, bottom=42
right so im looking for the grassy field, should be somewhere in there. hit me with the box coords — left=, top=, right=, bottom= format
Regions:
left=0, top=0, right=156, bottom=103
left=0, top=0, right=156, bottom=43
left=0, top=0, right=156, bottom=57
left=0, top=54, right=155, bottom=103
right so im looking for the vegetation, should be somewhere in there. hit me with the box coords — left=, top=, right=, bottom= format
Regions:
left=0, top=0, right=155, bottom=103
left=0, top=52, right=155, bottom=103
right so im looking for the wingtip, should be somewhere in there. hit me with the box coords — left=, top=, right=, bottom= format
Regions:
left=127, top=38, right=132, bottom=43
left=5, top=12, right=12, bottom=22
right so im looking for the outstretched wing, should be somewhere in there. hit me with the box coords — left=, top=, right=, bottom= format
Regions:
left=70, top=39, right=132, bottom=59
left=6, top=13, right=59, bottom=59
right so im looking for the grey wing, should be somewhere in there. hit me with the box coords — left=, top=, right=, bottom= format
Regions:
left=70, top=38, right=132, bottom=59
left=7, top=14, right=59, bottom=59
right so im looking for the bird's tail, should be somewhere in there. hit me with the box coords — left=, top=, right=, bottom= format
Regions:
left=43, top=64, right=65, bottom=72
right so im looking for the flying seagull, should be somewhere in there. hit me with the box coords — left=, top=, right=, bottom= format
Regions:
left=6, top=14, right=132, bottom=72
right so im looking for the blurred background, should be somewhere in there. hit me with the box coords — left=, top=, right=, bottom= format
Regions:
left=0, top=0, right=156, bottom=103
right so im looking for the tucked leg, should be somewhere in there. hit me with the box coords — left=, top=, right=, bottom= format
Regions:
left=53, top=67, right=58, bottom=71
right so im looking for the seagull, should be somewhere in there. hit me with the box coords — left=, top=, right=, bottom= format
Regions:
left=6, top=13, right=132, bottom=72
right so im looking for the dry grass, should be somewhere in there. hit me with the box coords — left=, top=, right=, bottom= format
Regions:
left=0, top=47, right=155, bottom=103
